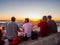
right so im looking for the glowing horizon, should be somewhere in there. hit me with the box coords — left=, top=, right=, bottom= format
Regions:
left=0, top=17, right=60, bottom=21
left=0, top=0, right=60, bottom=21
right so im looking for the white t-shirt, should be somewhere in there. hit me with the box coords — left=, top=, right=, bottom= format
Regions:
left=23, top=23, right=33, bottom=37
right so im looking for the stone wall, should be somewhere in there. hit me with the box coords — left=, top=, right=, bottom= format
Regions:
left=18, top=33, right=60, bottom=45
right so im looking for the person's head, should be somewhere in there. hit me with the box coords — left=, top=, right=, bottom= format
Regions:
left=25, top=18, right=29, bottom=23
left=47, top=15, right=52, bottom=20
left=42, top=16, right=47, bottom=21
left=11, top=17, right=16, bottom=22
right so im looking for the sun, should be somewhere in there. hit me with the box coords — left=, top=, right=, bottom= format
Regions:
left=28, top=14, right=38, bottom=18
left=28, top=15, right=40, bottom=21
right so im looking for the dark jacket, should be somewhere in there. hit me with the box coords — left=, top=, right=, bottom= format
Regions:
left=48, top=20, right=57, bottom=34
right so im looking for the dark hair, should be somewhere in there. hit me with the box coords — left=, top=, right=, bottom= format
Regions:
left=25, top=18, right=29, bottom=22
left=48, top=15, right=52, bottom=19
left=11, top=17, right=16, bottom=22
left=42, top=16, right=47, bottom=20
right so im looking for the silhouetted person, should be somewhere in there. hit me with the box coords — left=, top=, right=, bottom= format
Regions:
left=6, top=17, right=20, bottom=44
left=38, top=16, right=49, bottom=37
left=22, top=18, right=33, bottom=40
left=47, top=15, right=57, bottom=34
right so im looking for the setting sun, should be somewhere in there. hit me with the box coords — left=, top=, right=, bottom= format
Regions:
left=27, top=14, right=40, bottom=21
left=30, top=15, right=39, bottom=19
left=0, top=0, right=60, bottom=21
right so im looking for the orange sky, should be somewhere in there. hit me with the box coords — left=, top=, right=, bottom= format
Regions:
left=0, top=17, right=60, bottom=21
left=0, top=0, right=60, bottom=21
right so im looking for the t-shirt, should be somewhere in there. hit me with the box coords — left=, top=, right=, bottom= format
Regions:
left=6, top=22, right=19, bottom=39
left=23, top=23, right=33, bottom=37
left=38, top=21, right=49, bottom=36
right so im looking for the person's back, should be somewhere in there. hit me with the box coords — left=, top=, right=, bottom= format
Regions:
left=47, top=15, right=57, bottom=34
left=48, top=20, right=57, bottom=34
left=38, top=16, right=49, bottom=37
left=6, top=22, right=19, bottom=39
left=23, top=22, right=33, bottom=37
left=38, top=21, right=49, bottom=37
left=6, top=17, right=19, bottom=40
left=23, top=18, right=33, bottom=38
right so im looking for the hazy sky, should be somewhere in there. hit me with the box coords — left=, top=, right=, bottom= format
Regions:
left=0, top=0, right=60, bottom=20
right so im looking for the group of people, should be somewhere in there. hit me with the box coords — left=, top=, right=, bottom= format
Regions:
left=38, top=15, right=57, bottom=37
left=0, top=15, right=57, bottom=45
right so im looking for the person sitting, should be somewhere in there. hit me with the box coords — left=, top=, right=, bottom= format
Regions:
left=38, top=16, right=49, bottom=37
left=47, top=15, right=57, bottom=34
left=6, top=17, right=20, bottom=45
left=22, top=18, right=33, bottom=41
